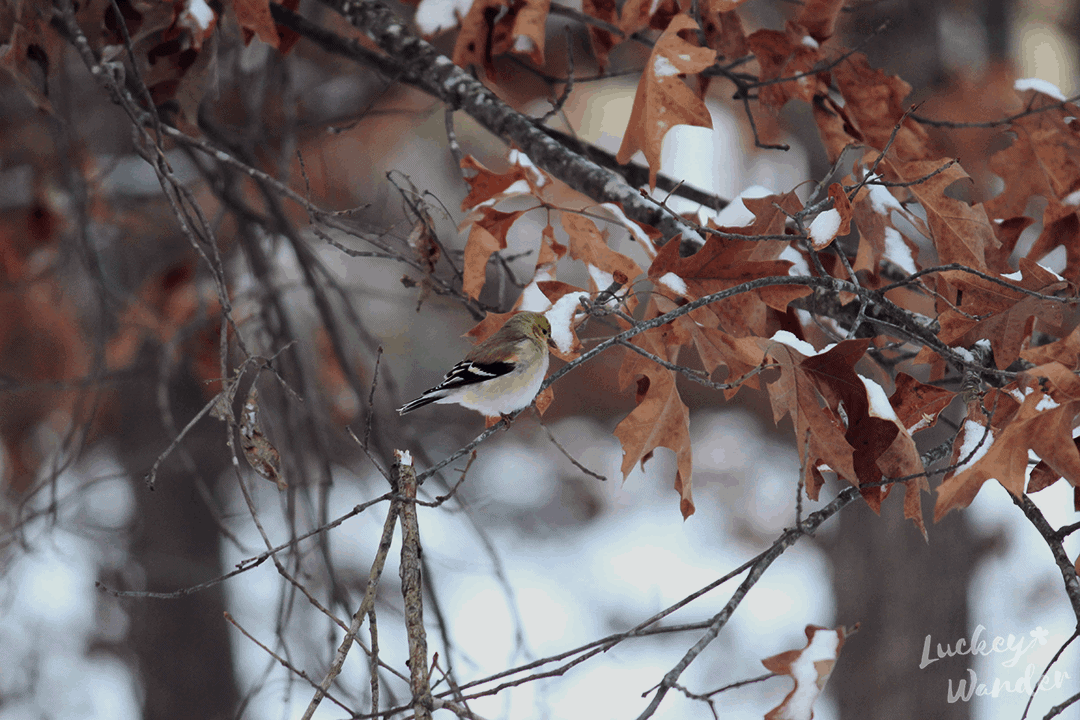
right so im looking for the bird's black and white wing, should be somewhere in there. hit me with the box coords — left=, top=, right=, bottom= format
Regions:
left=397, top=358, right=515, bottom=414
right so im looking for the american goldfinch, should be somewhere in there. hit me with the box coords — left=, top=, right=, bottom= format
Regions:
left=397, top=312, right=554, bottom=418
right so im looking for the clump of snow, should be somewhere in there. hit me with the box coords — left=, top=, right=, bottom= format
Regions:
left=1014, top=78, right=1067, bottom=102
left=1039, top=263, right=1065, bottom=281
left=1036, top=394, right=1060, bottom=412
left=509, top=149, right=547, bottom=186
left=587, top=264, right=614, bottom=292
left=882, top=227, right=917, bottom=273
left=545, top=292, right=590, bottom=352
left=653, top=55, right=680, bottom=78
left=955, top=420, right=994, bottom=473
left=519, top=281, right=552, bottom=312
left=656, top=271, right=687, bottom=296
left=1007, top=379, right=1061, bottom=412
left=953, top=346, right=974, bottom=362
left=808, top=209, right=842, bottom=246
left=907, top=416, right=931, bottom=435
left=533, top=262, right=556, bottom=283
left=714, top=185, right=774, bottom=227
left=771, top=330, right=819, bottom=356
left=182, top=0, right=214, bottom=31
left=415, top=0, right=474, bottom=35
left=781, top=244, right=811, bottom=276
left=467, top=178, right=532, bottom=210
left=513, top=35, right=536, bottom=54
left=598, top=203, right=656, bottom=259
left=860, top=376, right=899, bottom=423
left=778, top=628, right=841, bottom=720
left=868, top=184, right=903, bottom=215
left=1007, top=386, right=1033, bottom=404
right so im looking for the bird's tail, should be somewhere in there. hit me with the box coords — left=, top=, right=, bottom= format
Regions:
left=397, top=392, right=443, bottom=415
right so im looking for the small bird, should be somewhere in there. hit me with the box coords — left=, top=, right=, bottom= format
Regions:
left=397, top=311, right=554, bottom=419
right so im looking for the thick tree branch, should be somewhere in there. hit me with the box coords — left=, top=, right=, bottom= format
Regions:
left=274, top=0, right=704, bottom=250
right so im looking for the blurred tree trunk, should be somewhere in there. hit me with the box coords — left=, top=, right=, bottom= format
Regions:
left=857, top=0, right=945, bottom=89
left=116, top=354, right=238, bottom=720
left=826, top=499, right=977, bottom=720
left=822, top=3, right=984, bottom=715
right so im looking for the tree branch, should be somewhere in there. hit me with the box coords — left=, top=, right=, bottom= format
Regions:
left=273, top=0, right=704, bottom=250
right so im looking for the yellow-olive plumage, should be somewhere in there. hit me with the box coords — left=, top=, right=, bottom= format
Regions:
left=397, top=312, right=553, bottom=418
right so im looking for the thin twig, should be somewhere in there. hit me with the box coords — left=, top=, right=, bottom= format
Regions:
left=541, top=423, right=607, bottom=481
left=300, top=499, right=401, bottom=720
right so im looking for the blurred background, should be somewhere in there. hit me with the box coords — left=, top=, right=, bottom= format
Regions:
left=1, top=0, right=1079, bottom=718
